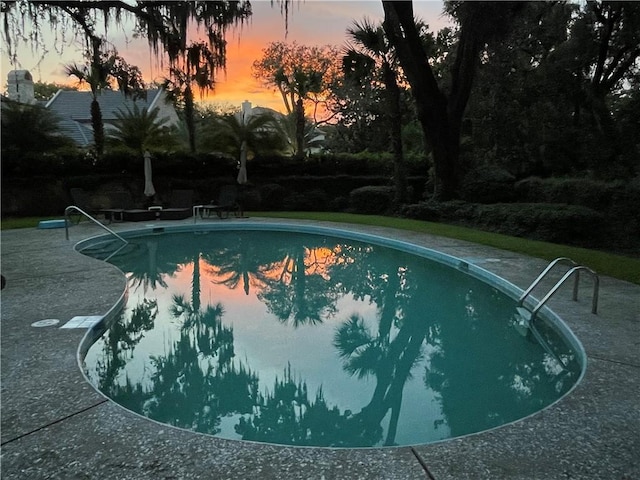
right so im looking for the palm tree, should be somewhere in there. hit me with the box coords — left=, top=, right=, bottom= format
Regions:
left=1, top=100, right=74, bottom=155
left=201, top=110, right=287, bottom=168
left=273, top=112, right=325, bottom=157
left=65, top=59, right=112, bottom=156
left=344, top=18, right=408, bottom=205
left=107, top=103, right=176, bottom=154
left=162, top=41, right=222, bottom=153
left=65, top=49, right=145, bottom=156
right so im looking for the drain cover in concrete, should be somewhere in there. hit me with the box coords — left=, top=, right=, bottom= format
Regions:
left=61, top=315, right=102, bottom=329
left=31, top=319, right=60, bottom=327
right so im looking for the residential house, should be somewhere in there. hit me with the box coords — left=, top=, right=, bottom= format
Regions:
left=45, top=88, right=180, bottom=148
left=5, top=70, right=181, bottom=148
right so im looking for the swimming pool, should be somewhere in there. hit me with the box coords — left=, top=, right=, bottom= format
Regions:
left=79, top=223, right=584, bottom=448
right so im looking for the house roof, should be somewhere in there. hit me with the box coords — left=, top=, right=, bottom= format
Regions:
left=57, top=119, right=94, bottom=146
left=45, top=88, right=179, bottom=147
left=45, top=88, right=165, bottom=123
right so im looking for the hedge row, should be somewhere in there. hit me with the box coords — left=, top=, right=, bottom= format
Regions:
left=401, top=201, right=610, bottom=247
left=1, top=149, right=429, bottom=178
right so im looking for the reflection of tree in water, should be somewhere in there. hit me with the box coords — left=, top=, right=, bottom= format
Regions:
left=119, top=240, right=170, bottom=293
left=136, top=294, right=259, bottom=433
left=92, top=291, right=259, bottom=436
left=257, top=242, right=341, bottom=327
left=424, top=279, right=581, bottom=437
left=235, top=364, right=384, bottom=447
left=203, top=235, right=274, bottom=296
left=89, top=231, right=581, bottom=446
left=92, top=298, right=159, bottom=394
left=334, top=288, right=431, bottom=445
left=237, top=246, right=435, bottom=447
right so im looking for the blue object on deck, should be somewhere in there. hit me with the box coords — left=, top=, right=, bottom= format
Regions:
left=38, top=219, right=70, bottom=229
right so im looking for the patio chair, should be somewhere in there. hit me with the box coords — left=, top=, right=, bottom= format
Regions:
left=99, top=190, right=136, bottom=223
left=201, top=185, right=242, bottom=219
left=121, top=208, right=157, bottom=222
left=158, top=189, right=194, bottom=220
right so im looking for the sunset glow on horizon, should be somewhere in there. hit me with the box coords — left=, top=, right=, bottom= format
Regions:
left=1, top=1, right=449, bottom=112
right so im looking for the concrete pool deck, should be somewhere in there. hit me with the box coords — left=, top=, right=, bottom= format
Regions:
left=1, top=217, right=638, bottom=480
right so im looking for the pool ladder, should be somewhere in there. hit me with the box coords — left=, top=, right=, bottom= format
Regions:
left=517, top=257, right=599, bottom=325
left=515, top=258, right=599, bottom=369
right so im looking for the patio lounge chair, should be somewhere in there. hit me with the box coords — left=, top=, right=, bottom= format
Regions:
left=121, top=208, right=157, bottom=222
left=200, top=185, right=242, bottom=219
left=99, top=190, right=136, bottom=223
left=158, top=189, right=194, bottom=220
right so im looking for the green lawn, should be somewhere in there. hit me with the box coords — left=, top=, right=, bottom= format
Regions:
left=3, top=212, right=638, bottom=284
left=1, top=216, right=62, bottom=229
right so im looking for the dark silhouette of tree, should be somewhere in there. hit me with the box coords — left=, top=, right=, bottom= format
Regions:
left=2, top=2, right=251, bottom=69
left=344, top=18, right=407, bottom=205
left=382, top=1, right=526, bottom=199
left=162, top=41, right=223, bottom=153
left=107, top=103, right=177, bottom=154
left=65, top=51, right=146, bottom=156
left=3, top=1, right=252, bottom=154
left=252, top=41, right=341, bottom=158
left=1, top=100, right=74, bottom=156
left=201, top=109, right=288, bottom=166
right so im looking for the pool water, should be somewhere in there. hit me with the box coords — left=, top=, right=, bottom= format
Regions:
left=82, top=228, right=582, bottom=448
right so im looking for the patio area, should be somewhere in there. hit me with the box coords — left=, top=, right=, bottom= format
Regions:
left=1, top=217, right=638, bottom=480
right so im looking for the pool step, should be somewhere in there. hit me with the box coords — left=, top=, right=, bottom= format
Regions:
left=514, top=305, right=569, bottom=369
left=514, top=306, right=532, bottom=336
left=78, top=241, right=141, bottom=261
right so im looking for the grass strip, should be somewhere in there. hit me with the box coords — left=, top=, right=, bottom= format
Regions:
left=1, top=216, right=61, bottom=229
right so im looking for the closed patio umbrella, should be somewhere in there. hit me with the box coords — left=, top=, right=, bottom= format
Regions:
left=237, top=100, right=251, bottom=186
left=237, top=140, right=248, bottom=185
left=143, top=150, right=156, bottom=198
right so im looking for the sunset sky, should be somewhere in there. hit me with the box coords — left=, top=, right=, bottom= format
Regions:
left=1, top=1, right=450, bottom=112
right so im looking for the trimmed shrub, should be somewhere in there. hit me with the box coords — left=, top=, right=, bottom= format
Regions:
left=258, top=183, right=287, bottom=210
left=460, top=166, right=516, bottom=203
left=1, top=177, right=69, bottom=216
left=514, top=176, right=619, bottom=209
left=608, top=182, right=640, bottom=247
left=282, top=189, right=329, bottom=211
left=402, top=201, right=604, bottom=246
left=471, top=203, right=603, bottom=244
left=239, top=186, right=262, bottom=211
left=401, top=200, right=472, bottom=222
left=349, top=186, right=394, bottom=214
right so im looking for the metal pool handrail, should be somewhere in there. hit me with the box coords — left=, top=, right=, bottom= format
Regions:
left=518, top=257, right=578, bottom=306
left=64, top=205, right=128, bottom=245
left=531, top=265, right=599, bottom=318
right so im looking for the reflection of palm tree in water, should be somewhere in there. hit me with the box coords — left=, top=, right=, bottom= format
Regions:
left=258, top=244, right=340, bottom=327
left=205, top=235, right=340, bottom=327
left=125, top=240, right=170, bottom=293
left=334, top=265, right=430, bottom=446
left=205, top=237, right=270, bottom=296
